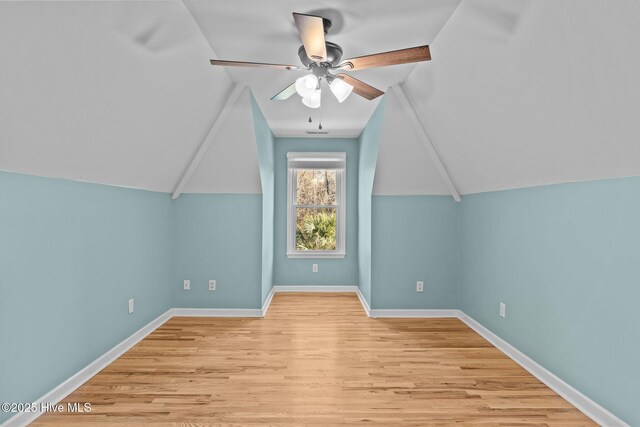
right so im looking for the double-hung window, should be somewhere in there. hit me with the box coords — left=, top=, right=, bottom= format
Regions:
left=287, top=152, right=346, bottom=258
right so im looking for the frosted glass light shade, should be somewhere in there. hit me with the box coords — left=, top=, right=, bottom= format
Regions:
left=329, top=78, right=353, bottom=103
left=295, top=74, right=319, bottom=98
left=301, top=90, right=321, bottom=108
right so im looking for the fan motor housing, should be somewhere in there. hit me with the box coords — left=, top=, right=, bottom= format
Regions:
left=298, top=41, right=343, bottom=68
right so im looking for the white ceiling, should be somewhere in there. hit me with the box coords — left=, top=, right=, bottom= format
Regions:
left=183, top=0, right=461, bottom=138
left=184, top=87, right=262, bottom=194
left=0, top=1, right=232, bottom=192
left=405, top=0, right=640, bottom=194
left=373, top=88, right=449, bottom=195
left=1, top=0, right=640, bottom=195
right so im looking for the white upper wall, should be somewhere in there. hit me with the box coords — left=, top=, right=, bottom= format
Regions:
left=0, top=1, right=231, bottom=192
left=404, top=0, right=640, bottom=195
left=373, top=89, right=449, bottom=195
left=183, top=87, right=262, bottom=194
left=2, top=0, right=640, bottom=196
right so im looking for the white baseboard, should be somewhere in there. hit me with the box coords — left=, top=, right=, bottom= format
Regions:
left=1, top=309, right=173, bottom=427
left=355, top=288, right=371, bottom=317
left=4, top=296, right=625, bottom=427
left=352, top=290, right=457, bottom=319
left=458, top=312, right=628, bottom=427
left=261, top=287, right=276, bottom=317
left=273, top=285, right=359, bottom=292
left=369, top=309, right=459, bottom=318
left=172, top=288, right=278, bottom=319
left=353, top=297, right=627, bottom=426
left=171, top=307, right=263, bottom=317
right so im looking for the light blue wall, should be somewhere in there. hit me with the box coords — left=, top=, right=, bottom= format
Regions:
left=3, top=97, right=636, bottom=425
left=460, top=176, right=640, bottom=425
left=357, top=98, right=387, bottom=305
left=273, top=138, right=359, bottom=286
left=251, top=95, right=275, bottom=303
left=0, top=171, right=173, bottom=423
left=171, top=194, right=262, bottom=309
left=371, top=196, right=459, bottom=309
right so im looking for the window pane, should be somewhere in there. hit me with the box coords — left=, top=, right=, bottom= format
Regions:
left=295, top=207, right=337, bottom=251
left=296, top=169, right=336, bottom=206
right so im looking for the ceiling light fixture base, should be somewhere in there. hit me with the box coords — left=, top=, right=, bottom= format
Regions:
left=298, top=41, right=343, bottom=68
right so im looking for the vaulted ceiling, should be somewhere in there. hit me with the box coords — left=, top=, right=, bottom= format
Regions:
left=403, top=0, right=640, bottom=194
left=0, top=1, right=230, bottom=192
left=184, top=0, right=460, bottom=138
left=1, top=0, right=639, bottom=196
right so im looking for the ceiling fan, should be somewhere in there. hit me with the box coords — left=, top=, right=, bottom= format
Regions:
left=209, top=12, right=431, bottom=108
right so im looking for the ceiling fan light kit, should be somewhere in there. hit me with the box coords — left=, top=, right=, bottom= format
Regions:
left=329, top=77, right=353, bottom=103
left=210, top=11, right=432, bottom=109
left=295, top=74, right=319, bottom=98
left=302, top=90, right=321, bottom=109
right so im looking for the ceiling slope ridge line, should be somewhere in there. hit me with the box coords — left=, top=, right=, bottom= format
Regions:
left=171, top=83, right=246, bottom=200
left=179, top=0, right=233, bottom=82
left=391, top=83, right=461, bottom=202
left=403, top=0, right=462, bottom=84
left=432, top=0, right=463, bottom=45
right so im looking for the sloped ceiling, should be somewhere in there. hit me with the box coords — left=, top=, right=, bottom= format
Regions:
left=373, top=90, right=449, bottom=195
left=1, top=1, right=640, bottom=196
left=183, top=87, right=262, bottom=194
left=404, top=0, right=640, bottom=194
left=183, top=0, right=461, bottom=138
left=0, top=1, right=232, bottom=192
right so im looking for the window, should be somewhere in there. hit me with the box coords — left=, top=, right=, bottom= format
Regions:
left=287, top=152, right=346, bottom=258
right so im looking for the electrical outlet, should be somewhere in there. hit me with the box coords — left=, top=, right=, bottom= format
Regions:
left=209, top=280, right=216, bottom=291
left=312, top=264, right=318, bottom=273
left=128, top=298, right=134, bottom=314
left=500, top=302, right=506, bottom=318
left=416, top=281, right=424, bottom=292
left=183, top=280, right=190, bottom=290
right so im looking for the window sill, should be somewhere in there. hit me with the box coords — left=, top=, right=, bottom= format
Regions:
left=287, top=252, right=346, bottom=259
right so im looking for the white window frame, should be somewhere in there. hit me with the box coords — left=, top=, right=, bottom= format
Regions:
left=287, top=152, right=346, bottom=259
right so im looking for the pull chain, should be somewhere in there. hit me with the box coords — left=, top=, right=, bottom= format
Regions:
left=318, top=90, right=323, bottom=130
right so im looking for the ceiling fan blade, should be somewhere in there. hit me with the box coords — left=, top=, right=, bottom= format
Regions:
left=292, top=13, right=327, bottom=62
left=210, top=59, right=299, bottom=70
left=335, top=74, right=384, bottom=100
left=270, top=82, right=297, bottom=101
left=338, top=45, right=431, bottom=71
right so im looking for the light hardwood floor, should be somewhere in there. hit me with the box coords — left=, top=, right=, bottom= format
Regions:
left=35, top=293, right=594, bottom=426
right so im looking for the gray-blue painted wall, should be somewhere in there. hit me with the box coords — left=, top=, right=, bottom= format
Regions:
left=0, top=172, right=173, bottom=423
left=371, top=195, right=459, bottom=309
left=171, top=194, right=263, bottom=309
left=460, top=176, right=640, bottom=425
left=272, top=137, right=359, bottom=286
left=357, top=97, right=386, bottom=305
left=251, top=95, right=275, bottom=303
left=2, top=98, right=638, bottom=424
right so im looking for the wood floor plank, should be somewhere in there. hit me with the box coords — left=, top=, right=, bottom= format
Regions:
left=34, top=293, right=594, bottom=425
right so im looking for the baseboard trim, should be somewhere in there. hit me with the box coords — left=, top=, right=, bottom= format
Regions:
left=172, top=307, right=264, bottom=317
left=369, top=309, right=459, bottom=318
left=273, top=285, right=359, bottom=292
left=261, top=287, right=276, bottom=317
left=458, top=312, right=628, bottom=427
left=4, top=298, right=625, bottom=427
left=355, top=288, right=371, bottom=317
left=1, top=309, right=173, bottom=427
left=352, top=298, right=626, bottom=425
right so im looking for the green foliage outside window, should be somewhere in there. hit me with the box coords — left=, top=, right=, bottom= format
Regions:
left=294, top=169, right=338, bottom=251
left=295, top=209, right=337, bottom=251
